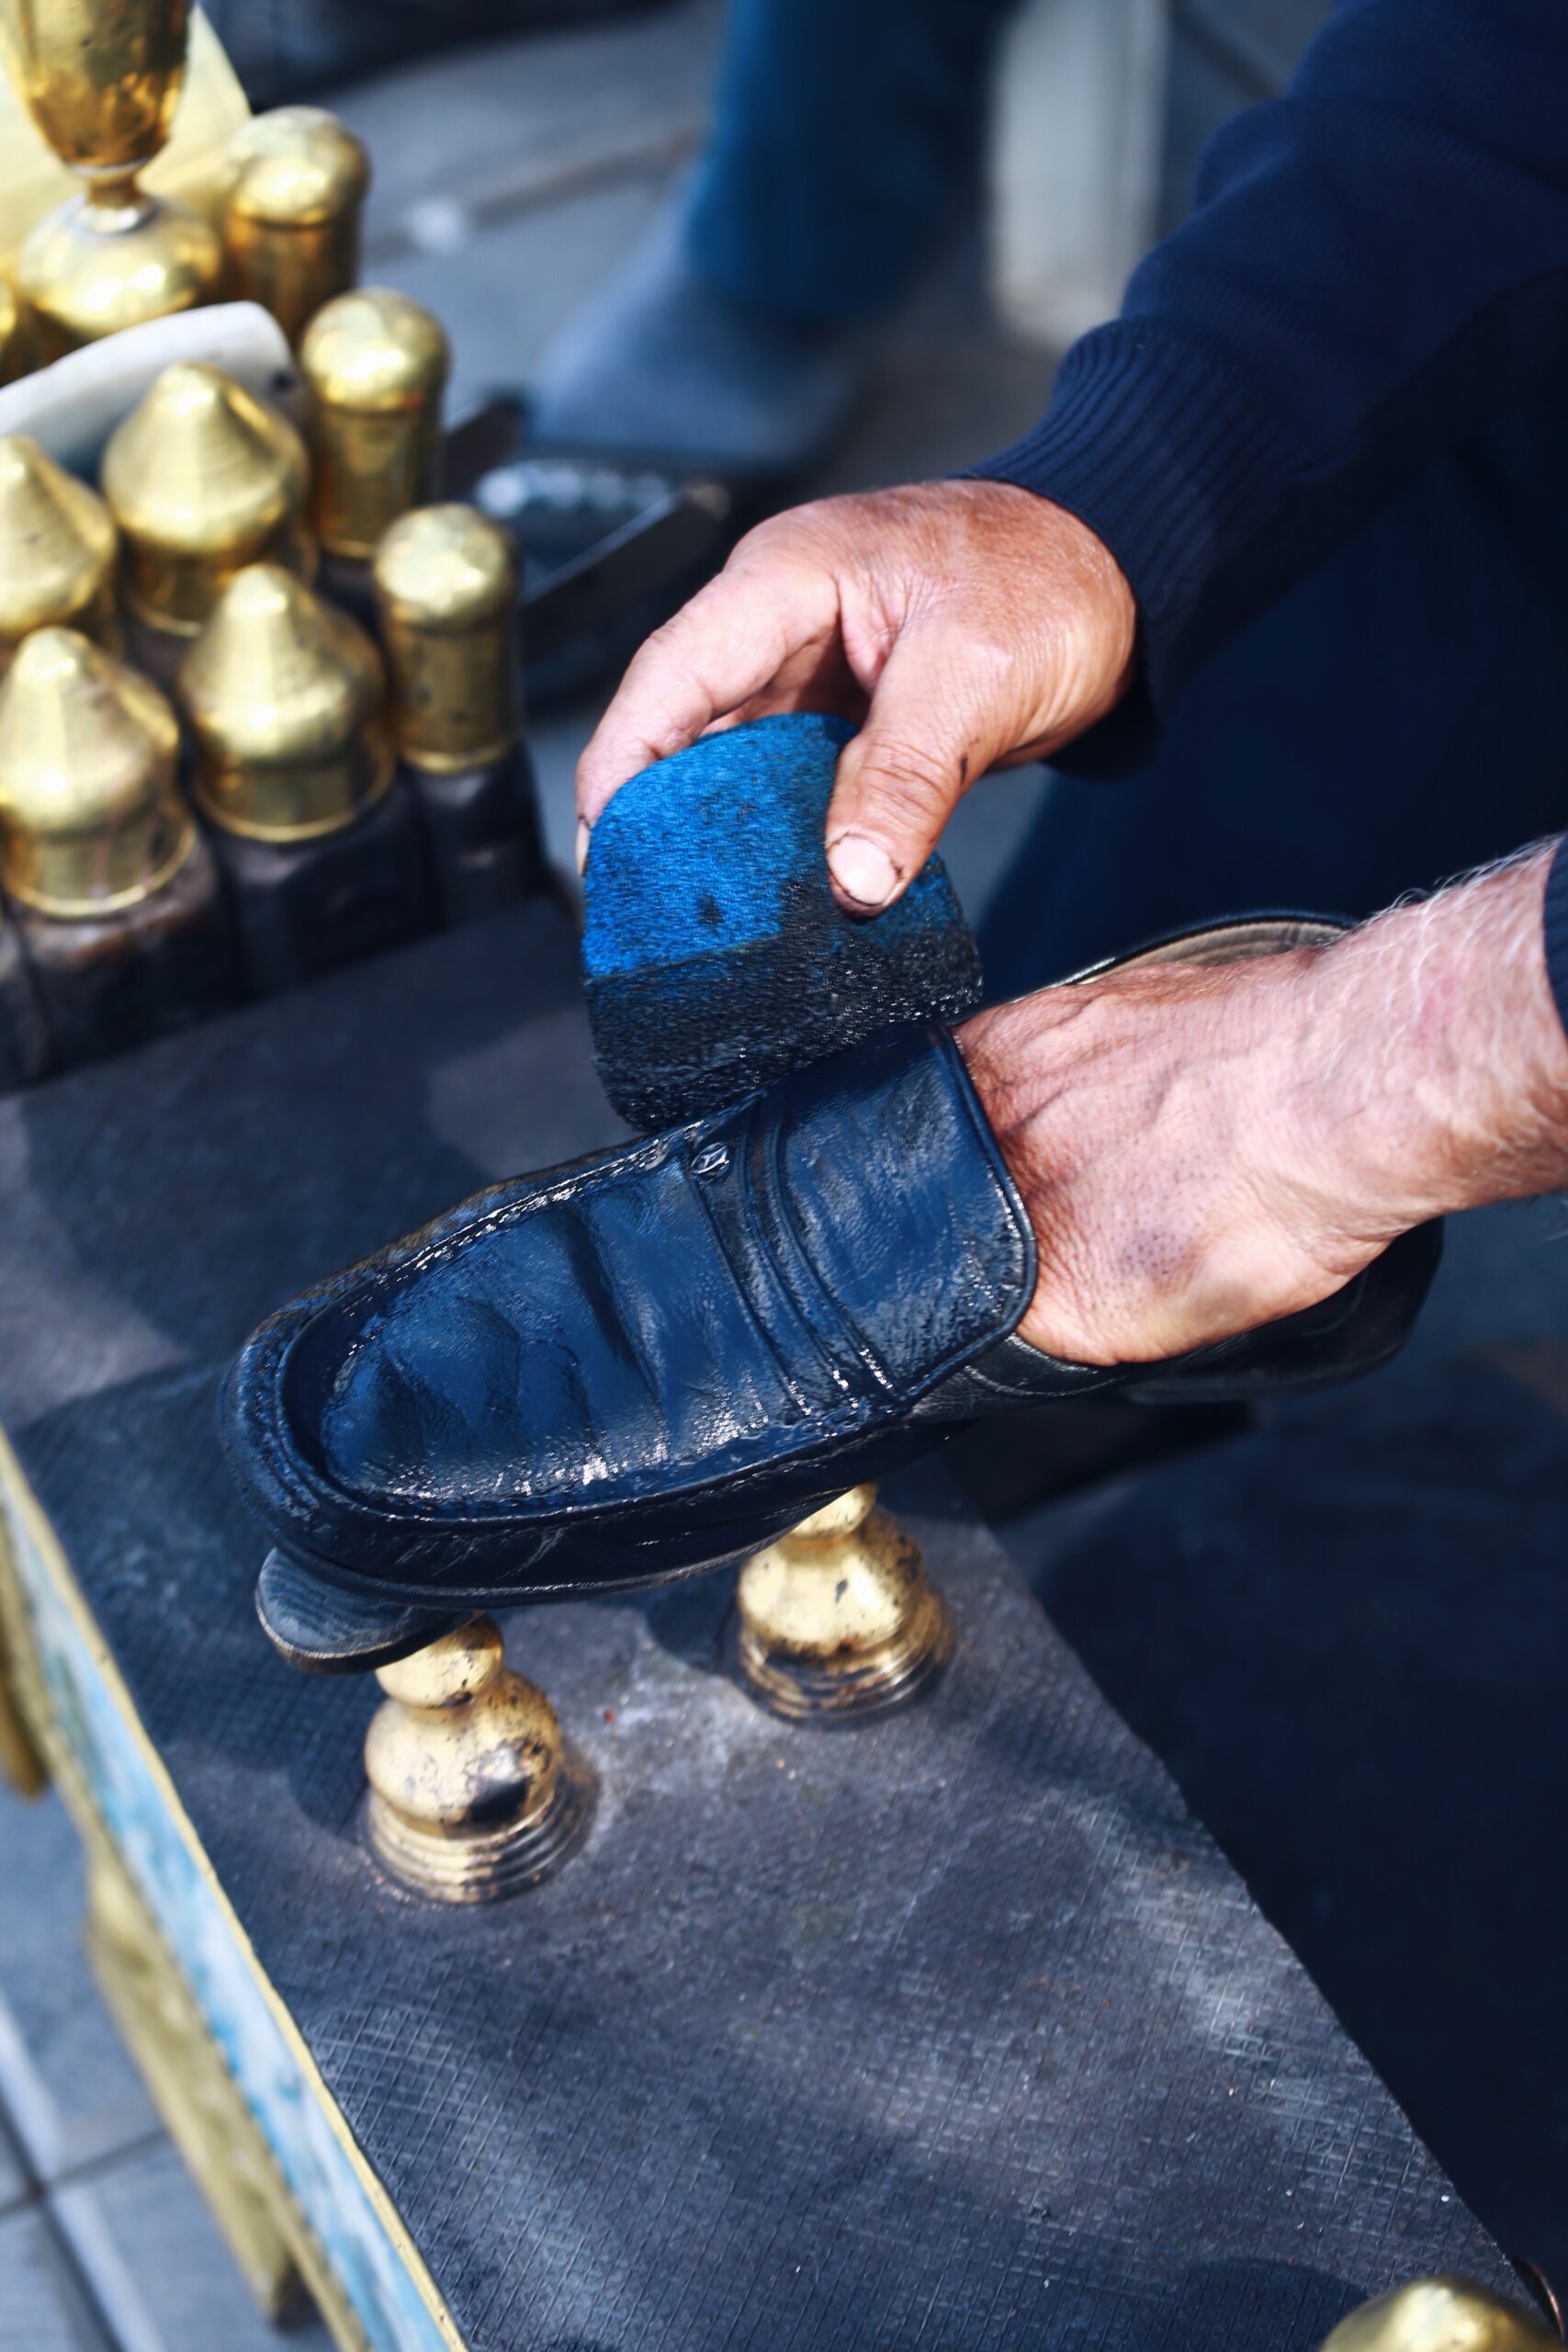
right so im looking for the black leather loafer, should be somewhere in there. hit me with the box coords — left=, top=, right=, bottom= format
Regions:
left=221, top=915, right=1442, bottom=1610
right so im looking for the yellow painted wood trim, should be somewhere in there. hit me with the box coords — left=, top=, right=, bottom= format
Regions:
left=0, top=1420, right=468, bottom=2352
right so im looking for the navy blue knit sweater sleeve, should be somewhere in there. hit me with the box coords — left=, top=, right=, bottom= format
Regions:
left=972, top=0, right=1568, bottom=777
left=1542, top=839, right=1568, bottom=1045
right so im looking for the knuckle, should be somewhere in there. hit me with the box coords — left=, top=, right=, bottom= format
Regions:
left=852, top=736, right=960, bottom=820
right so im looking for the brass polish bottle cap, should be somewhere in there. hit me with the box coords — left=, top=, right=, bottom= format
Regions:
left=222, top=108, right=370, bottom=350
left=177, top=563, right=393, bottom=840
left=102, top=362, right=315, bottom=637
left=0, top=628, right=194, bottom=917
left=0, top=436, right=121, bottom=673
left=373, top=503, right=520, bottom=771
left=225, top=107, right=371, bottom=226
left=300, top=288, right=449, bottom=559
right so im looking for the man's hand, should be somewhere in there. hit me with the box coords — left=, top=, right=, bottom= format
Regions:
left=576, top=481, right=1137, bottom=912
left=958, top=850, right=1568, bottom=1363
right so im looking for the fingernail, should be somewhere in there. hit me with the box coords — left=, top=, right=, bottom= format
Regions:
left=575, top=818, right=590, bottom=876
left=828, top=832, right=898, bottom=912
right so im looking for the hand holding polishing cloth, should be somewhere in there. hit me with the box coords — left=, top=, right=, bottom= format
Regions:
left=581, top=712, right=984, bottom=1129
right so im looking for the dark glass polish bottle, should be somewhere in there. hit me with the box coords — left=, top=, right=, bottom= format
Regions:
left=177, top=563, right=431, bottom=997
left=0, top=900, right=52, bottom=1096
left=374, top=503, right=547, bottom=926
left=0, top=630, right=236, bottom=1071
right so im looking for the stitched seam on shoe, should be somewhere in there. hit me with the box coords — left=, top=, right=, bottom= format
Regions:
left=753, top=1113, right=890, bottom=1393
left=686, top=1105, right=853, bottom=1419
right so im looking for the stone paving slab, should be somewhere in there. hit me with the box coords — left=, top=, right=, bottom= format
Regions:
left=0, top=1795, right=159, bottom=2188
left=0, top=2205, right=112, bottom=2352
left=339, top=0, right=720, bottom=256
left=51, top=2144, right=335, bottom=2352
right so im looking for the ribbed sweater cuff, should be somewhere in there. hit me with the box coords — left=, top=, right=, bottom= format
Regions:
left=968, top=323, right=1297, bottom=715
left=1540, top=836, right=1568, bottom=1045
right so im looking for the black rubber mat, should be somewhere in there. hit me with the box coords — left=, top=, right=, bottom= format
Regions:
left=0, top=905, right=1516, bottom=2350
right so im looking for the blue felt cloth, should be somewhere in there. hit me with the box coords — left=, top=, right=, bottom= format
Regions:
left=582, top=713, right=982, bottom=1130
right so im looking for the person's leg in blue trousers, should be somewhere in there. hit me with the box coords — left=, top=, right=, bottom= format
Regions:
left=685, top=0, right=1020, bottom=324
left=530, top=0, right=1021, bottom=459
left=978, top=387, right=1568, bottom=993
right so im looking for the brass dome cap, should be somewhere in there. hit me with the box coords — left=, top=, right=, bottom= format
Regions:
left=0, top=436, right=121, bottom=670
left=102, top=363, right=314, bottom=634
left=300, top=287, right=449, bottom=413
left=177, top=562, right=392, bottom=840
left=223, top=107, right=370, bottom=224
left=0, top=628, right=193, bottom=916
left=1320, top=2281, right=1561, bottom=2352
left=374, top=504, right=520, bottom=770
left=374, top=503, right=515, bottom=629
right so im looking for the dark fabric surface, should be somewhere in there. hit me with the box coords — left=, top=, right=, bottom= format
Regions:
left=1021, top=1352, right=1568, bottom=2282
left=977, top=403, right=1568, bottom=990
left=974, top=0, right=1568, bottom=768
left=0, top=910, right=1515, bottom=2349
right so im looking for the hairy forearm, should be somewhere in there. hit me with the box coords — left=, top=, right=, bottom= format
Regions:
left=958, top=843, right=1568, bottom=1364
left=1289, top=844, right=1568, bottom=1234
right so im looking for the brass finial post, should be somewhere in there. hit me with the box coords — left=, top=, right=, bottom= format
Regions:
left=0, top=628, right=233, bottom=1067
left=5, top=0, right=222, bottom=359
left=1317, top=2280, right=1562, bottom=2352
left=102, top=363, right=314, bottom=681
left=732, top=1483, right=953, bottom=1724
left=364, top=1616, right=592, bottom=1901
left=221, top=108, right=370, bottom=351
left=0, top=435, right=121, bottom=676
left=300, top=288, right=449, bottom=575
left=176, top=564, right=430, bottom=993
left=374, top=503, right=547, bottom=923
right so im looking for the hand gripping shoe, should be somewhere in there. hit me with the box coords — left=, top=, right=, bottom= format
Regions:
left=221, top=915, right=1442, bottom=1614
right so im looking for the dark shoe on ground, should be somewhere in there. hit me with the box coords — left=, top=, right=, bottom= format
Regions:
left=527, top=205, right=879, bottom=483
left=221, top=915, right=1442, bottom=1613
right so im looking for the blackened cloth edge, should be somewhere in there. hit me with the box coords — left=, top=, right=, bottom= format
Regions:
left=581, top=713, right=982, bottom=1130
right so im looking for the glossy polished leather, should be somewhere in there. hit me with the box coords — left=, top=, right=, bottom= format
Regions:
left=222, top=916, right=1443, bottom=1609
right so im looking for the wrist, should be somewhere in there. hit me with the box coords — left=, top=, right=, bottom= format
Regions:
left=1282, top=849, right=1568, bottom=1233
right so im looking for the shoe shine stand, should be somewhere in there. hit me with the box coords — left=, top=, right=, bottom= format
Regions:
left=0, top=900, right=1529, bottom=2352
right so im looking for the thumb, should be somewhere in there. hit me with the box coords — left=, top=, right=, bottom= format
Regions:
left=823, top=628, right=998, bottom=915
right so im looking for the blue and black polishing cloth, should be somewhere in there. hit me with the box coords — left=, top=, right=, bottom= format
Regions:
left=581, top=712, right=984, bottom=1132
